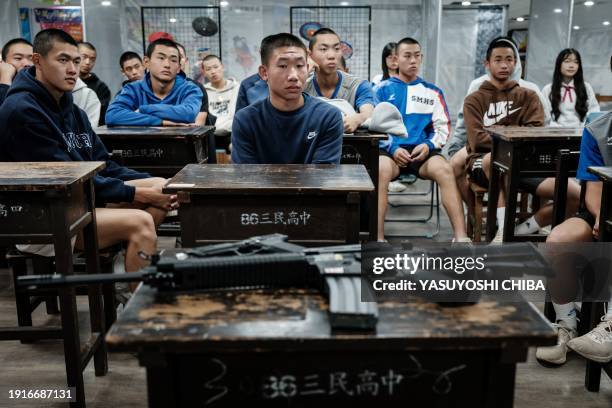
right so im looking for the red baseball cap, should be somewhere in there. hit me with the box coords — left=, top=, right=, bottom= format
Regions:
left=148, top=31, right=174, bottom=43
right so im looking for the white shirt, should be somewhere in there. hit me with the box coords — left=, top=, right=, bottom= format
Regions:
left=541, top=80, right=600, bottom=127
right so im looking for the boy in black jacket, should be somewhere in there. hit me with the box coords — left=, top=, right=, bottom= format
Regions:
left=0, top=29, right=177, bottom=276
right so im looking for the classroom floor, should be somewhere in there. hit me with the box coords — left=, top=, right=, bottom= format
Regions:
left=0, top=180, right=610, bottom=407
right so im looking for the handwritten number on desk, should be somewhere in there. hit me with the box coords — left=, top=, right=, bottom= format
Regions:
left=204, top=358, right=228, bottom=405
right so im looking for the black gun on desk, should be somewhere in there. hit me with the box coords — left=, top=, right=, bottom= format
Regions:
left=17, top=234, right=377, bottom=332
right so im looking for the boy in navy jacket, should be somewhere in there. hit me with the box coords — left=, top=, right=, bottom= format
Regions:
left=106, top=38, right=202, bottom=126
left=0, top=29, right=177, bottom=276
left=231, top=33, right=343, bottom=164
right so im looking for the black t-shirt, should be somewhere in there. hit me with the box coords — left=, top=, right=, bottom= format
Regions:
left=82, top=72, right=111, bottom=126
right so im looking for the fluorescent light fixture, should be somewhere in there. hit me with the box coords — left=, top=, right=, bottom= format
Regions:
left=516, top=17, right=525, bottom=22
left=461, top=1, right=472, bottom=5
left=604, top=21, right=611, bottom=25
left=573, top=25, right=580, bottom=30
left=553, top=8, right=562, bottom=13
left=220, top=1, right=229, bottom=6
left=169, top=18, right=177, bottom=23
left=101, top=0, right=111, bottom=6
left=584, top=1, right=595, bottom=6
left=340, top=1, right=349, bottom=5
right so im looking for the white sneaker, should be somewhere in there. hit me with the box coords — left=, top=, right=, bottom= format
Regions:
left=536, top=322, right=577, bottom=365
left=452, top=237, right=473, bottom=247
left=490, top=229, right=504, bottom=244
left=568, top=317, right=612, bottom=363
left=388, top=181, right=407, bottom=193
left=539, top=225, right=552, bottom=235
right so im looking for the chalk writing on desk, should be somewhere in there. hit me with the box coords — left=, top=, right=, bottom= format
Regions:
left=0, top=204, right=24, bottom=217
left=240, top=211, right=311, bottom=226
left=538, top=154, right=552, bottom=165
left=341, top=145, right=363, bottom=164
left=119, top=148, right=164, bottom=159
left=202, top=354, right=466, bottom=404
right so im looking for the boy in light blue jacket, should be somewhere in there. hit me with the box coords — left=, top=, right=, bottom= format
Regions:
left=106, top=38, right=202, bottom=126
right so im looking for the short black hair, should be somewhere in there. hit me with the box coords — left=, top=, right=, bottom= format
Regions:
left=33, top=29, right=78, bottom=57
left=397, top=37, right=420, bottom=51
left=203, top=54, right=221, bottom=63
left=119, top=51, right=142, bottom=69
left=486, top=36, right=516, bottom=61
left=1, top=38, right=32, bottom=61
left=308, top=28, right=340, bottom=50
left=146, top=38, right=180, bottom=59
left=78, top=41, right=96, bottom=52
left=260, top=33, right=307, bottom=65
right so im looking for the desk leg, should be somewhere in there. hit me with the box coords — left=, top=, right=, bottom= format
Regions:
left=52, top=200, right=85, bottom=408
left=83, top=179, right=108, bottom=377
left=552, top=150, right=571, bottom=228
left=369, top=143, right=379, bottom=242
left=486, top=141, right=501, bottom=242
left=600, top=182, right=611, bottom=242
left=503, top=147, right=520, bottom=242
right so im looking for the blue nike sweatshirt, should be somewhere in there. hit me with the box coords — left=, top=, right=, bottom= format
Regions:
left=0, top=66, right=150, bottom=205
left=231, top=93, right=343, bottom=164
left=105, top=71, right=203, bottom=126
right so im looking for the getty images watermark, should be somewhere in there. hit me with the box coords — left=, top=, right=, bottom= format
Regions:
left=360, top=242, right=612, bottom=304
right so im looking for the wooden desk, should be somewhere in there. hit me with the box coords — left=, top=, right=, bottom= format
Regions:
left=485, top=127, right=582, bottom=242
left=164, top=164, right=374, bottom=246
left=106, top=284, right=555, bottom=408
left=96, top=126, right=214, bottom=178
left=0, top=162, right=108, bottom=407
left=342, top=132, right=387, bottom=241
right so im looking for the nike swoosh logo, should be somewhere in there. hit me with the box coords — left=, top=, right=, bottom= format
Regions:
left=483, top=107, right=522, bottom=127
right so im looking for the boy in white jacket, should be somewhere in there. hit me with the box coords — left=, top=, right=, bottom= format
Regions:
left=72, top=77, right=101, bottom=126
left=202, top=55, right=239, bottom=135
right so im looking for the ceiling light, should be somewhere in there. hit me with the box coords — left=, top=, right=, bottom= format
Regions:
left=101, top=0, right=111, bottom=6
left=220, top=1, right=229, bottom=6
left=573, top=25, right=580, bottom=30
left=169, top=18, right=177, bottom=23
left=340, top=1, right=349, bottom=5
left=553, top=8, right=562, bottom=13
left=516, top=17, right=525, bottom=22
left=461, top=1, right=471, bottom=5
left=584, top=1, right=595, bottom=6
left=604, top=21, right=611, bottom=25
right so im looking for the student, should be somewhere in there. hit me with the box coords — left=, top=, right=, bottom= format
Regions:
left=176, top=42, right=209, bottom=126
left=119, top=51, right=145, bottom=86
left=0, top=29, right=177, bottom=275
left=106, top=38, right=203, bottom=126
left=446, top=38, right=549, bottom=208
left=463, top=37, right=579, bottom=242
left=536, top=109, right=612, bottom=365
left=542, top=48, right=599, bottom=128
left=0, top=38, right=33, bottom=103
left=202, top=54, right=239, bottom=135
left=375, top=37, right=469, bottom=243
left=235, top=72, right=269, bottom=112
left=338, top=56, right=349, bottom=74
left=371, top=42, right=398, bottom=87
left=231, top=33, right=343, bottom=164
left=72, top=77, right=101, bottom=126
left=305, top=28, right=376, bottom=134
left=78, top=42, right=111, bottom=125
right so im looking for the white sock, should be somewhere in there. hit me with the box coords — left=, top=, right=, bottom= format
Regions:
left=553, top=301, right=578, bottom=330
left=515, top=215, right=541, bottom=235
left=496, top=207, right=506, bottom=232
left=605, top=296, right=612, bottom=321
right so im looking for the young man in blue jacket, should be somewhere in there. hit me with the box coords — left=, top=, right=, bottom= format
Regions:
left=0, top=29, right=177, bottom=276
left=105, top=38, right=203, bottom=126
left=231, top=33, right=343, bottom=164
left=375, top=37, right=469, bottom=243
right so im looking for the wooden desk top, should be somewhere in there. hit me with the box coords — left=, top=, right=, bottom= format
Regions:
left=588, top=166, right=612, bottom=182
left=106, top=284, right=555, bottom=352
left=343, top=132, right=388, bottom=141
left=485, top=126, right=582, bottom=141
left=164, top=164, right=375, bottom=194
left=95, top=125, right=214, bottom=139
left=0, top=162, right=105, bottom=191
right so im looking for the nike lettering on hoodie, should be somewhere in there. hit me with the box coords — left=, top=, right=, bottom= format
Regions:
left=483, top=101, right=522, bottom=127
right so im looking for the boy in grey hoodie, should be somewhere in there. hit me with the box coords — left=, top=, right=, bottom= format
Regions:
left=202, top=55, right=239, bottom=135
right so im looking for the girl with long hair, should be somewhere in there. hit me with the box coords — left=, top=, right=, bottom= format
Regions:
left=371, top=42, right=398, bottom=86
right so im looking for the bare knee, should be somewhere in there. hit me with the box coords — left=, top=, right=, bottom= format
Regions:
left=127, top=211, right=157, bottom=244
left=547, top=220, right=591, bottom=243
